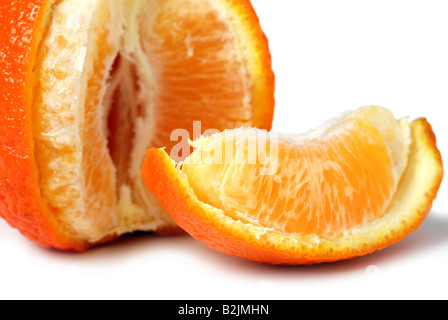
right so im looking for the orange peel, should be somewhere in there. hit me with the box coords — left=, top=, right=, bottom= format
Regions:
left=143, top=107, right=443, bottom=265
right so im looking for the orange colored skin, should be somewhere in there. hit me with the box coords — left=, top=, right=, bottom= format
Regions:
left=142, top=119, right=443, bottom=265
left=0, top=0, right=88, bottom=250
left=229, top=0, right=276, bottom=130
left=0, top=0, right=275, bottom=250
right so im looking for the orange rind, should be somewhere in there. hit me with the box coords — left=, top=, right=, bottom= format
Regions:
left=0, top=0, right=274, bottom=250
left=143, top=107, right=443, bottom=265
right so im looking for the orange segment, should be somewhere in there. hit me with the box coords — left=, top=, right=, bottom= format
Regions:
left=0, top=0, right=274, bottom=249
left=183, top=109, right=409, bottom=236
left=143, top=107, right=444, bottom=265
left=140, top=0, right=252, bottom=151
left=32, top=0, right=120, bottom=240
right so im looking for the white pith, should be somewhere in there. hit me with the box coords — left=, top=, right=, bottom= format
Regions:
left=32, top=0, right=253, bottom=242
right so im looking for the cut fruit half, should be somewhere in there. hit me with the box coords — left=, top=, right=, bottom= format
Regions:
left=0, top=0, right=274, bottom=250
left=143, top=107, right=444, bottom=265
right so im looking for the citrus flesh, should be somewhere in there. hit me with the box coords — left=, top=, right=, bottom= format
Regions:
left=143, top=107, right=444, bottom=265
left=0, top=0, right=274, bottom=250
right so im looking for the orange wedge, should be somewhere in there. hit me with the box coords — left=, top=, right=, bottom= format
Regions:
left=143, top=107, right=444, bottom=265
left=0, top=0, right=274, bottom=250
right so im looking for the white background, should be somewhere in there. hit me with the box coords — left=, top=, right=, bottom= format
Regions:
left=1, top=0, right=447, bottom=300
